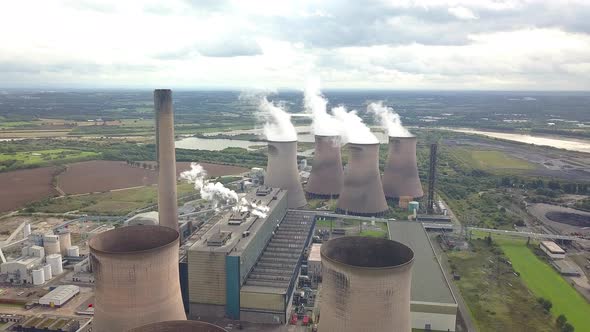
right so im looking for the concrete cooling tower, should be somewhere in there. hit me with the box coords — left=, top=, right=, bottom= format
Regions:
left=336, top=143, right=388, bottom=216
left=128, top=320, right=227, bottom=332
left=265, top=140, right=307, bottom=208
left=155, top=89, right=179, bottom=230
left=319, top=236, right=414, bottom=332
left=382, top=136, right=423, bottom=199
left=305, top=135, right=344, bottom=198
left=90, top=225, right=186, bottom=332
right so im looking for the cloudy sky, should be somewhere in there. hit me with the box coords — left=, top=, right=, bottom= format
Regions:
left=1, top=0, right=589, bottom=90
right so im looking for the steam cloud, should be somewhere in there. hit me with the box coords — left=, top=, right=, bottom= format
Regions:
left=257, top=97, right=298, bottom=141
left=332, top=106, right=379, bottom=144
left=304, top=78, right=339, bottom=136
left=368, top=101, right=412, bottom=137
left=180, top=163, right=269, bottom=218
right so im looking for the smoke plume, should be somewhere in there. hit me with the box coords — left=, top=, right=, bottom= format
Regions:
left=368, top=101, right=412, bottom=137
left=332, top=106, right=379, bottom=144
left=304, top=78, right=339, bottom=136
left=258, top=97, right=298, bottom=141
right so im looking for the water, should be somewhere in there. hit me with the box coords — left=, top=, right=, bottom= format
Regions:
left=442, top=128, right=590, bottom=154
left=175, top=137, right=265, bottom=151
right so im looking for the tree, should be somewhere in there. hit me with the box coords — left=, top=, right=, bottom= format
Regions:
left=556, top=314, right=567, bottom=328
left=562, top=322, right=574, bottom=332
left=537, top=297, right=552, bottom=312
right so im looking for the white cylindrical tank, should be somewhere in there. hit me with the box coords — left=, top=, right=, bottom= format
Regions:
left=43, top=264, right=52, bottom=280
left=58, top=232, right=72, bottom=255
left=66, top=246, right=80, bottom=257
left=23, top=224, right=31, bottom=237
left=43, top=235, right=61, bottom=255
left=32, top=268, right=45, bottom=285
left=46, top=254, right=63, bottom=275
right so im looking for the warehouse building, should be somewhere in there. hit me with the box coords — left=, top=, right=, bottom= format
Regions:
left=187, top=187, right=316, bottom=324
left=39, top=285, right=80, bottom=307
left=540, top=241, right=566, bottom=259
left=388, top=221, right=458, bottom=332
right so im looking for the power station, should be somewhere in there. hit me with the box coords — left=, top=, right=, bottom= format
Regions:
left=264, top=140, right=307, bottom=208
left=336, top=143, right=388, bottom=216
left=319, top=236, right=414, bottom=332
left=382, top=136, right=424, bottom=201
left=305, top=135, right=344, bottom=198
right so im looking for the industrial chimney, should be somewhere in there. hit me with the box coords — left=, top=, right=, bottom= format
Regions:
left=155, top=89, right=179, bottom=230
left=305, top=135, right=343, bottom=198
left=128, top=320, right=227, bottom=332
left=319, top=236, right=414, bottom=332
left=336, top=143, right=388, bottom=216
left=90, top=225, right=186, bottom=332
left=265, top=140, right=307, bottom=208
left=382, top=136, right=423, bottom=200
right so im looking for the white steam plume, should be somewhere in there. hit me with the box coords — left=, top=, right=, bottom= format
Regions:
left=332, top=106, right=379, bottom=144
left=257, top=97, right=298, bottom=141
left=180, top=163, right=238, bottom=208
left=304, top=78, right=339, bottom=136
left=367, top=101, right=412, bottom=137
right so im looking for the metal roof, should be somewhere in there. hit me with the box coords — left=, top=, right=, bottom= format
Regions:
left=39, top=285, right=79, bottom=304
left=388, top=221, right=456, bottom=305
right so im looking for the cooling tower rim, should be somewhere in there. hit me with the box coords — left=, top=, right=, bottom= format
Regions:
left=89, top=225, right=179, bottom=255
left=265, top=139, right=298, bottom=143
left=346, top=142, right=380, bottom=146
left=321, top=236, right=414, bottom=270
left=314, top=134, right=340, bottom=139
left=388, top=135, right=416, bottom=140
left=128, top=320, right=228, bottom=332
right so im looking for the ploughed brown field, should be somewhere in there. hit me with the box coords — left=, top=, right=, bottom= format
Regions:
left=58, top=160, right=247, bottom=195
left=0, top=167, right=59, bottom=212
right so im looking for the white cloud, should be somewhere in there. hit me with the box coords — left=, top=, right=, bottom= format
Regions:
left=448, top=6, right=478, bottom=20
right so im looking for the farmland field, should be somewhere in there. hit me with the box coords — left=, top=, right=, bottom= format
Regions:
left=0, top=167, right=59, bottom=212
left=449, top=148, right=535, bottom=172
left=0, top=149, right=99, bottom=171
left=497, top=236, right=590, bottom=332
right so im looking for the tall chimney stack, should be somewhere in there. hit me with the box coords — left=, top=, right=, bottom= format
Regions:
left=155, top=89, right=179, bottom=230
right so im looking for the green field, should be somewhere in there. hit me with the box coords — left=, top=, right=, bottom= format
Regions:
left=25, top=182, right=195, bottom=215
left=0, top=149, right=99, bottom=170
left=497, top=236, right=590, bottom=332
left=450, top=148, right=535, bottom=171
left=448, top=238, right=557, bottom=332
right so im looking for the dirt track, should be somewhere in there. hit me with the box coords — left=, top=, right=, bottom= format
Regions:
left=0, top=167, right=58, bottom=212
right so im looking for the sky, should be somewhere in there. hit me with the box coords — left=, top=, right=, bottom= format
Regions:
left=1, top=0, right=589, bottom=90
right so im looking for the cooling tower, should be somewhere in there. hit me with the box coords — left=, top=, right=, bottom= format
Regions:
left=90, top=225, right=186, bottom=332
left=319, top=237, right=414, bottom=332
left=265, top=140, right=307, bottom=208
left=128, top=320, right=227, bottom=332
left=305, top=135, right=344, bottom=198
left=155, top=89, right=179, bottom=230
left=336, top=143, right=388, bottom=216
left=382, top=136, right=424, bottom=199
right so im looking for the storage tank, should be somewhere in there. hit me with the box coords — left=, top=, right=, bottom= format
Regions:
left=319, top=237, right=414, bottom=332
left=43, top=234, right=61, bottom=255
left=336, top=143, right=388, bottom=216
left=46, top=254, right=63, bottom=275
left=155, top=89, right=179, bottom=231
left=23, top=224, right=31, bottom=237
left=305, top=135, right=344, bottom=198
left=43, top=264, right=52, bottom=280
left=32, top=268, right=45, bottom=285
left=382, top=136, right=424, bottom=200
left=57, top=231, right=72, bottom=255
left=66, top=246, right=80, bottom=257
left=128, top=320, right=228, bottom=332
left=90, top=225, right=186, bottom=332
left=408, top=201, right=419, bottom=213
left=265, top=140, right=307, bottom=208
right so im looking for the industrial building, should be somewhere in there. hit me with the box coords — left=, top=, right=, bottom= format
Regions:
left=15, top=315, right=83, bottom=332
left=336, top=143, right=388, bottom=216
left=388, top=221, right=458, bottom=332
left=540, top=241, right=566, bottom=259
left=264, top=140, right=307, bottom=208
left=38, top=285, right=80, bottom=307
left=382, top=136, right=424, bottom=200
left=305, top=135, right=344, bottom=198
left=187, top=187, right=316, bottom=324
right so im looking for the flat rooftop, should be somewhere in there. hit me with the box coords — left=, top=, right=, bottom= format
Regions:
left=541, top=241, right=565, bottom=254
left=388, top=221, right=456, bottom=305
left=188, top=188, right=287, bottom=255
